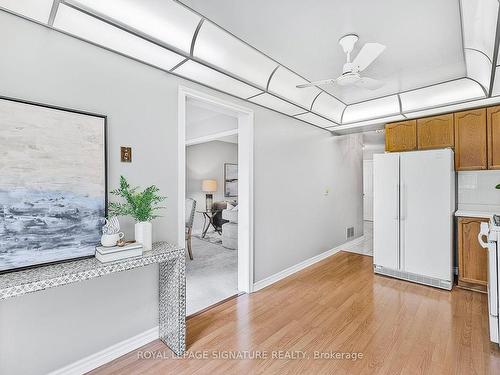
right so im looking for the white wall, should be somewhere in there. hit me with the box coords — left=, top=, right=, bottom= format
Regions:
left=363, top=145, right=385, bottom=161
left=186, top=140, right=238, bottom=234
left=253, top=124, right=363, bottom=280
left=0, top=12, right=363, bottom=374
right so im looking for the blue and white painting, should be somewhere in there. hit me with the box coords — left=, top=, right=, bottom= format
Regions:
left=0, top=99, right=106, bottom=272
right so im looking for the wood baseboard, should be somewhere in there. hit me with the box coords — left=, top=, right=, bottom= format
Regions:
left=457, top=279, right=487, bottom=293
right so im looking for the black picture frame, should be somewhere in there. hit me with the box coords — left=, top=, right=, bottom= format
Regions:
left=224, top=163, right=238, bottom=198
left=0, top=95, right=108, bottom=274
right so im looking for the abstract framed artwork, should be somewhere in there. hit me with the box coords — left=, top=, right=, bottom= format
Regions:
left=0, top=97, right=107, bottom=273
left=224, top=163, right=238, bottom=197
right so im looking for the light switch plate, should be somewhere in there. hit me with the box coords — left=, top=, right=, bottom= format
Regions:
left=121, top=146, right=132, bottom=162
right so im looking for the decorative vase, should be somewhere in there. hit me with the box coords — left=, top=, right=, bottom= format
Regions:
left=100, top=232, right=124, bottom=247
left=135, top=221, right=152, bottom=251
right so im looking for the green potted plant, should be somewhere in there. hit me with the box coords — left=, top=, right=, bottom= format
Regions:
left=109, top=176, right=166, bottom=251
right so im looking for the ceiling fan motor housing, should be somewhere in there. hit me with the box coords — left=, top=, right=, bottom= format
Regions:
left=338, top=33, right=359, bottom=54
left=337, top=72, right=361, bottom=86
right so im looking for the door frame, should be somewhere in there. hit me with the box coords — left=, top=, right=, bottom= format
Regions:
left=178, top=85, right=254, bottom=293
left=363, top=159, right=374, bottom=221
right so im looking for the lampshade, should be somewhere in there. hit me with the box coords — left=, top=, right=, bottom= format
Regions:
left=202, top=179, right=217, bottom=192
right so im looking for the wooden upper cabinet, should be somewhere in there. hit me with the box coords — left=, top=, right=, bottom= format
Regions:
left=417, top=114, right=454, bottom=150
left=487, top=105, right=500, bottom=169
left=454, top=108, right=487, bottom=171
left=458, top=217, right=488, bottom=292
left=385, top=120, right=417, bottom=152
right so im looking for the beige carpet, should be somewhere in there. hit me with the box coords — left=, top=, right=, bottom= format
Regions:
left=186, top=235, right=238, bottom=315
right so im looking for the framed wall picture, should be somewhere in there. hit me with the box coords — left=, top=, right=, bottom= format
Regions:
left=0, top=97, right=107, bottom=273
left=224, top=163, right=238, bottom=197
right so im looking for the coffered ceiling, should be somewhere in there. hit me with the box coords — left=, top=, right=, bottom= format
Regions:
left=1, top=0, right=500, bottom=133
left=181, top=0, right=467, bottom=104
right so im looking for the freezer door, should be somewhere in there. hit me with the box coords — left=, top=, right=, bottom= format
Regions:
left=373, top=153, right=400, bottom=270
left=400, top=149, right=454, bottom=281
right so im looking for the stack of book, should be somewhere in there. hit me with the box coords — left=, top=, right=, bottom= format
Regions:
left=95, top=243, right=143, bottom=263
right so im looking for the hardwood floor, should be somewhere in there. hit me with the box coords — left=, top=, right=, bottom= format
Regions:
left=90, top=251, right=500, bottom=375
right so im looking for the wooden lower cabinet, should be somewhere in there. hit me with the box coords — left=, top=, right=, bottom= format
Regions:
left=457, top=217, right=488, bottom=292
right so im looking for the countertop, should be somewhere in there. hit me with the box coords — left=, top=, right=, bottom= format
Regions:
left=455, top=210, right=498, bottom=219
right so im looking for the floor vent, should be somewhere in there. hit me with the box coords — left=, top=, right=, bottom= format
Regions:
left=373, top=265, right=452, bottom=290
left=346, top=227, right=355, bottom=239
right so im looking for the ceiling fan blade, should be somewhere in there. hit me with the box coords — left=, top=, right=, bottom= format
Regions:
left=354, top=77, right=385, bottom=90
left=352, top=43, right=386, bottom=71
left=296, top=79, right=336, bottom=88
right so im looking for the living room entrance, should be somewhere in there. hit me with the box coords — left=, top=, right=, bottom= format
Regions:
left=178, top=87, right=254, bottom=316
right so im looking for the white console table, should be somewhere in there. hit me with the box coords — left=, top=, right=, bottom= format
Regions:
left=0, top=242, right=186, bottom=355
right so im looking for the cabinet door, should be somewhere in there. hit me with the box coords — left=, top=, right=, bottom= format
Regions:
left=385, top=120, right=417, bottom=152
left=487, top=105, right=500, bottom=169
left=458, top=217, right=488, bottom=291
left=417, top=114, right=454, bottom=149
left=454, top=109, right=487, bottom=170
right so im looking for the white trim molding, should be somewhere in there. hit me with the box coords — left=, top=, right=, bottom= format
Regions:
left=48, top=327, right=159, bottom=375
left=178, top=85, right=255, bottom=294
left=252, top=236, right=366, bottom=292
left=185, top=128, right=239, bottom=146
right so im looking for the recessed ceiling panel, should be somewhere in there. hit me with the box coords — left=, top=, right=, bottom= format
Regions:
left=464, top=49, right=491, bottom=93
left=310, top=93, right=345, bottom=123
left=54, top=4, right=185, bottom=71
left=182, top=0, right=466, bottom=104
left=399, top=78, right=485, bottom=112
left=342, top=96, right=400, bottom=124
left=461, top=0, right=498, bottom=60
left=193, top=20, right=278, bottom=89
left=173, top=60, right=262, bottom=99
left=332, top=115, right=406, bottom=131
left=67, top=0, right=201, bottom=53
left=0, top=0, right=53, bottom=23
left=248, top=93, right=305, bottom=116
left=294, top=112, right=337, bottom=128
left=268, top=67, right=321, bottom=108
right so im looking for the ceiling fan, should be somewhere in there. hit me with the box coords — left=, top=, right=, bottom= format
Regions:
left=297, top=34, right=386, bottom=90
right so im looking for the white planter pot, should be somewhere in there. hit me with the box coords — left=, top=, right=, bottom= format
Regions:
left=135, top=221, right=152, bottom=251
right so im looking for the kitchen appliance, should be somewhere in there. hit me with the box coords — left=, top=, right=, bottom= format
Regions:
left=373, top=149, right=455, bottom=289
left=478, top=215, right=500, bottom=344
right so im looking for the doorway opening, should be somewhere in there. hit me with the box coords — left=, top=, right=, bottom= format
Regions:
left=345, top=129, right=385, bottom=256
left=178, top=86, right=254, bottom=316
left=362, top=129, right=386, bottom=256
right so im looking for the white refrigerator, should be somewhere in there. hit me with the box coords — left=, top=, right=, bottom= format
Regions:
left=373, top=148, right=455, bottom=290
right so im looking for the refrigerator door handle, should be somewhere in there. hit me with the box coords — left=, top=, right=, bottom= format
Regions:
left=394, top=184, right=399, bottom=220
left=400, top=184, right=406, bottom=221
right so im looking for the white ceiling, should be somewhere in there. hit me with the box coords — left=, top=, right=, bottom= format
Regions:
left=181, top=0, right=466, bottom=104
left=2, top=0, right=499, bottom=133
left=186, top=97, right=238, bottom=141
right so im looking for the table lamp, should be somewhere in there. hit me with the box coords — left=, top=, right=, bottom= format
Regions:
left=202, top=179, right=217, bottom=211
